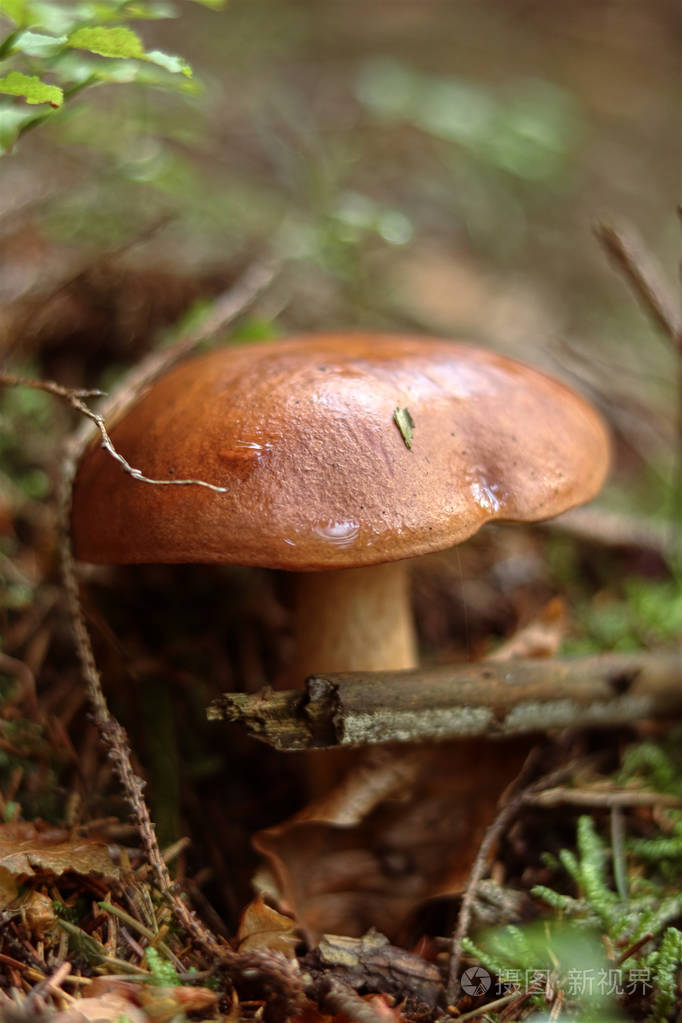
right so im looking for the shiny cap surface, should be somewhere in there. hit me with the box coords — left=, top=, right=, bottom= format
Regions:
left=72, top=334, right=610, bottom=569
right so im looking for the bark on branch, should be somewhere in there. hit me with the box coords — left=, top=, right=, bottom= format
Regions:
left=207, top=648, right=682, bottom=751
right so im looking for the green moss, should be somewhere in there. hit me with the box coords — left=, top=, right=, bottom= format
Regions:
left=461, top=734, right=682, bottom=1018
left=145, top=946, right=180, bottom=986
left=563, top=576, right=682, bottom=655
left=647, top=928, right=682, bottom=1023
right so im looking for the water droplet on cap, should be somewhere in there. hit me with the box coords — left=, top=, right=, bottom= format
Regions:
left=312, top=518, right=360, bottom=547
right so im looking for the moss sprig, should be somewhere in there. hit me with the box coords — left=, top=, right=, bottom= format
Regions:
left=460, top=737, right=682, bottom=1022
left=144, top=946, right=180, bottom=987
left=646, top=928, right=682, bottom=1023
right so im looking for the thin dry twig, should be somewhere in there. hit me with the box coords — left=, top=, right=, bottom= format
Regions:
left=594, top=222, right=680, bottom=352
left=446, top=753, right=584, bottom=1005
left=446, top=750, right=540, bottom=1004
left=55, top=256, right=280, bottom=960
left=16, top=961, right=73, bottom=1012
left=524, top=787, right=682, bottom=809
left=452, top=992, right=517, bottom=1021
left=0, top=371, right=228, bottom=493
left=616, top=932, right=654, bottom=966
left=0, top=375, right=104, bottom=401
left=548, top=989, right=565, bottom=1020
left=451, top=983, right=544, bottom=1023
left=594, top=217, right=682, bottom=555
left=497, top=979, right=548, bottom=1022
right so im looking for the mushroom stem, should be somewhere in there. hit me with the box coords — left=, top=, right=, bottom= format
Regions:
left=291, top=561, right=417, bottom=684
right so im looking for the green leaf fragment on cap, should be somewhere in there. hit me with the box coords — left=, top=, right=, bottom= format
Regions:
left=394, top=406, right=415, bottom=449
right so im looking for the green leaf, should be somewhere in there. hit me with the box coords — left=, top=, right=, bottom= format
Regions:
left=394, top=406, right=415, bottom=449
left=53, top=50, right=196, bottom=90
left=68, top=25, right=145, bottom=60
left=88, top=1, right=177, bottom=19
left=0, top=69, right=62, bottom=105
left=145, top=47, right=189, bottom=75
left=67, top=25, right=191, bottom=76
left=0, top=100, right=46, bottom=150
left=0, top=0, right=30, bottom=27
left=15, top=0, right=75, bottom=34
left=145, top=47, right=190, bottom=76
left=14, top=29, right=66, bottom=56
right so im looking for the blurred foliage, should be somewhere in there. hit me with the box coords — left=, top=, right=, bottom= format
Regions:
left=533, top=816, right=682, bottom=958
left=230, top=316, right=282, bottom=343
left=462, top=733, right=682, bottom=1017
left=546, top=531, right=682, bottom=656
left=0, top=363, right=55, bottom=499
left=356, top=59, right=581, bottom=183
left=618, top=736, right=682, bottom=880
left=464, top=801, right=682, bottom=1019
left=462, top=921, right=623, bottom=1021
left=566, top=576, right=682, bottom=655
left=0, top=0, right=221, bottom=153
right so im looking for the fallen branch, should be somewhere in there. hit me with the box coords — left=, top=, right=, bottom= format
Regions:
left=207, top=647, right=682, bottom=751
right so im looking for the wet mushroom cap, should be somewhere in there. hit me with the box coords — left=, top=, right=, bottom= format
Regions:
left=72, top=334, right=610, bottom=569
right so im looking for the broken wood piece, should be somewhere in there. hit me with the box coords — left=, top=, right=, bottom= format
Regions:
left=306, top=931, right=441, bottom=1011
left=207, top=647, right=682, bottom=751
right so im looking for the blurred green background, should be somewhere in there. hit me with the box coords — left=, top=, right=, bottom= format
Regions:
left=1, top=0, right=679, bottom=524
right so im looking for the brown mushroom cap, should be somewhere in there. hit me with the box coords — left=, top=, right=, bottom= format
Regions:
left=72, top=334, right=610, bottom=570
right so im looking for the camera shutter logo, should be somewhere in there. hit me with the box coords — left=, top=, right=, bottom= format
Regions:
left=461, top=966, right=491, bottom=996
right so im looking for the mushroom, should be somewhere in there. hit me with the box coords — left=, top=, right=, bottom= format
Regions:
left=72, top=334, right=609, bottom=688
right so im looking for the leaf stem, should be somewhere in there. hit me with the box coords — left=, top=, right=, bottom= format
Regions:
left=0, top=29, right=21, bottom=61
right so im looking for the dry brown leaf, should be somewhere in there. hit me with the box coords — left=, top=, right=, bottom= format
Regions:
left=293, top=749, right=426, bottom=828
left=488, top=596, right=568, bottom=661
left=74, top=978, right=219, bottom=1023
left=21, top=888, right=58, bottom=935
left=237, top=892, right=300, bottom=957
left=254, top=741, right=527, bottom=944
left=138, top=984, right=220, bottom=1021
left=0, top=866, right=18, bottom=910
left=252, top=590, right=553, bottom=943
left=0, top=821, right=120, bottom=881
left=53, top=993, right=148, bottom=1023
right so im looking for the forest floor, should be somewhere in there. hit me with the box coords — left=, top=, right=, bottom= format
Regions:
left=0, top=1, right=680, bottom=1020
